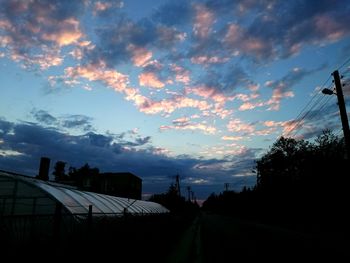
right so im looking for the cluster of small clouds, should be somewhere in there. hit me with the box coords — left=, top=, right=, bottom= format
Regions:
left=2, top=0, right=348, bottom=121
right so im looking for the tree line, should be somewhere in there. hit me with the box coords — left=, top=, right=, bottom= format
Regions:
left=202, top=130, right=349, bottom=229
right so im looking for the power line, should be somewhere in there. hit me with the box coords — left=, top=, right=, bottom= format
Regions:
left=285, top=92, right=328, bottom=137
left=291, top=93, right=336, bottom=138
left=283, top=75, right=333, bottom=138
left=337, top=55, right=350, bottom=71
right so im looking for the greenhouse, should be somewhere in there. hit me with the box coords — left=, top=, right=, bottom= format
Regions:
left=0, top=170, right=169, bottom=217
left=0, top=170, right=170, bottom=245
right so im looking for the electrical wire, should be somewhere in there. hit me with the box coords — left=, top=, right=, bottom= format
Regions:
left=284, top=53, right=350, bottom=138
left=291, top=94, right=336, bottom=138
left=285, top=92, right=327, bottom=137
left=337, top=55, right=350, bottom=71
left=283, top=74, right=334, bottom=138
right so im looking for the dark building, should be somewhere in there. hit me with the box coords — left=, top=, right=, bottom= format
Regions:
left=82, top=172, right=142, bottom=200
left=37, top=157, right=50, bottom=181
left=35, top=157, right=142, bottom=200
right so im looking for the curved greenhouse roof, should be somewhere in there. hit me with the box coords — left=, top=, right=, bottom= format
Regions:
left=0, top=170, right=169, bottom=217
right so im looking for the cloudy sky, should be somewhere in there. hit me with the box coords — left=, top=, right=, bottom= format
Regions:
left=1, top=0, right=350, bottom=200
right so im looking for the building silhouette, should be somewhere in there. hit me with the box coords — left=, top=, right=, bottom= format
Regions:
left=81, top=172, right=142, bottom=200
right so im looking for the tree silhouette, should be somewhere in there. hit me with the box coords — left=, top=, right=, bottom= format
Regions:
left=202, top=130, right=348, bottom=226
left=149, top=183, right=198, bottom=214
left=53, top=161, right=67, bottom=182
left=68, top=163, right=99, bottom=188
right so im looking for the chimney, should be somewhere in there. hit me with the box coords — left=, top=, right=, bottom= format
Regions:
left=38, top=157, right=50, bottom=181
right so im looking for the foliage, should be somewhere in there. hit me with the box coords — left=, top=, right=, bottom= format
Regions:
left=256, top=130, right=347, bottom=194
left=68, top=163, right=99, bottom=187
left=149, top=183, right=199, bottom=214
left=202, top=130, right=348, bottom=228
left=53, top=161, right=67, bottom=182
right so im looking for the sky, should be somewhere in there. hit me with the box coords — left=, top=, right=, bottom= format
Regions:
left=1, top=0, right=350, bottom=201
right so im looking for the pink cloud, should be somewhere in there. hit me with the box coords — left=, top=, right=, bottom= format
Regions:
left=193, top=4, right=215, bottom=39
left=187, top=86, right=233, bottom=104
left=157, top=26, right=187, bottom=44
left=160, top=121, right=216, bottom=135
left=224, top=24, right=241, bottom=44
left=0, top=19, right=11, bottom=31
left=170, top=64, right=191, bottom=84
left=262, top=120, right=300, bottom=136
left=64, top=62, right=129, bottom=93
left=211, top=103, right=233, bottom=119
left=93, top=1, right=123, bottom=15
left=248, top=83, right=260, bottom=92
left=140, top=96, right=211, bottom=115
left=41, top=18, right=83, bottom=47
left=314, top=14, right=347, bottom=42
left=127, top=44, right=153, bottom=67
left=266, top=89, right=294, bottom=111
left=186, top=86, right=235, bottom=118
left=200, top=144, right=247, bottom=157
left=69, top=48, right=83, bottom=60
left=254, top=127, right=277, bottom=136
left=11, top=47, right=63, bottom=70
left=152, top=147, right=172, bottom=156
left=139, top=72, right=165, bottom=89
left=223, top=23, right=272, bottom=58
left=191, top=55, right=229, bottom=65
left=221, top=135, right=244, bottom=141
left=227, top=119, right=255, bottom=134
left=172, top=117, right=190, bottom=126
left=263, top=120, right=278, bottom=127
left=238, top=101, right=265, bottom=111
left=93, top=1, right=112, bottom=15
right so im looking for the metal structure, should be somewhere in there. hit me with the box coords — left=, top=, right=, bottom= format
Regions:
left=0, top=170, right=169, bottom=217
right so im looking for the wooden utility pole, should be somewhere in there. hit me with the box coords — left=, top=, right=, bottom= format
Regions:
left=333, top=70, right=350, bottom=158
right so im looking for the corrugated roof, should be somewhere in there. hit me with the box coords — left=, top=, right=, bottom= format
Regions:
left=0, top=171, right=169, bottom=216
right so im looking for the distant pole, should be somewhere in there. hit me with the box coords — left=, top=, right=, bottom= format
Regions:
left=224, top=183, right=229, bottom=192
left=333, top=70, right=350, bottom=158
left=186, top=186, right=191, bottom=201
left=176, top=174, right=181, bottom=197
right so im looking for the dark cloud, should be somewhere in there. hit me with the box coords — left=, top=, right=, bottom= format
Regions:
left=31, top=109, right=94, bottom=132
left=135, top=136, right=151, bottom=146
left=185, top=0, right=350, bottom=62
left=0, top=117, right=258, bottom=199
left=61, top=115, right=94, bottom=131
left=195, top=66, right=252, bottom=94
left=152, top=0, right=193, bottom=27
left=205, top=0, right=270, bottom=15
left=31, top=109, right=57, bottom=125
left=84, top=132, right=113, bottom=148
left=87, top=16, right=185, bottom=68
left=0, top=118, right=13, bottom=135
left=236, top=0, right=350, bottom=59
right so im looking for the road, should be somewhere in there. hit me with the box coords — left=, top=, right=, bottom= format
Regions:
left=167, top=212, right=348, bottom=262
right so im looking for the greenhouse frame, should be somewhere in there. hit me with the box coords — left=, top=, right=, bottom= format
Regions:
left=0, top=170, right=170, bottom=244
left=0, top=170, right=169, bottom=217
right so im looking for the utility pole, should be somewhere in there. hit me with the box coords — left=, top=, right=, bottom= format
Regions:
left=332, top=70, right=350, bottom=159
left=175, top=174, right=181, bottom=197
left=186, top=186, right=191, bottom=201
left=224, top=183, right=229, bottom=192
